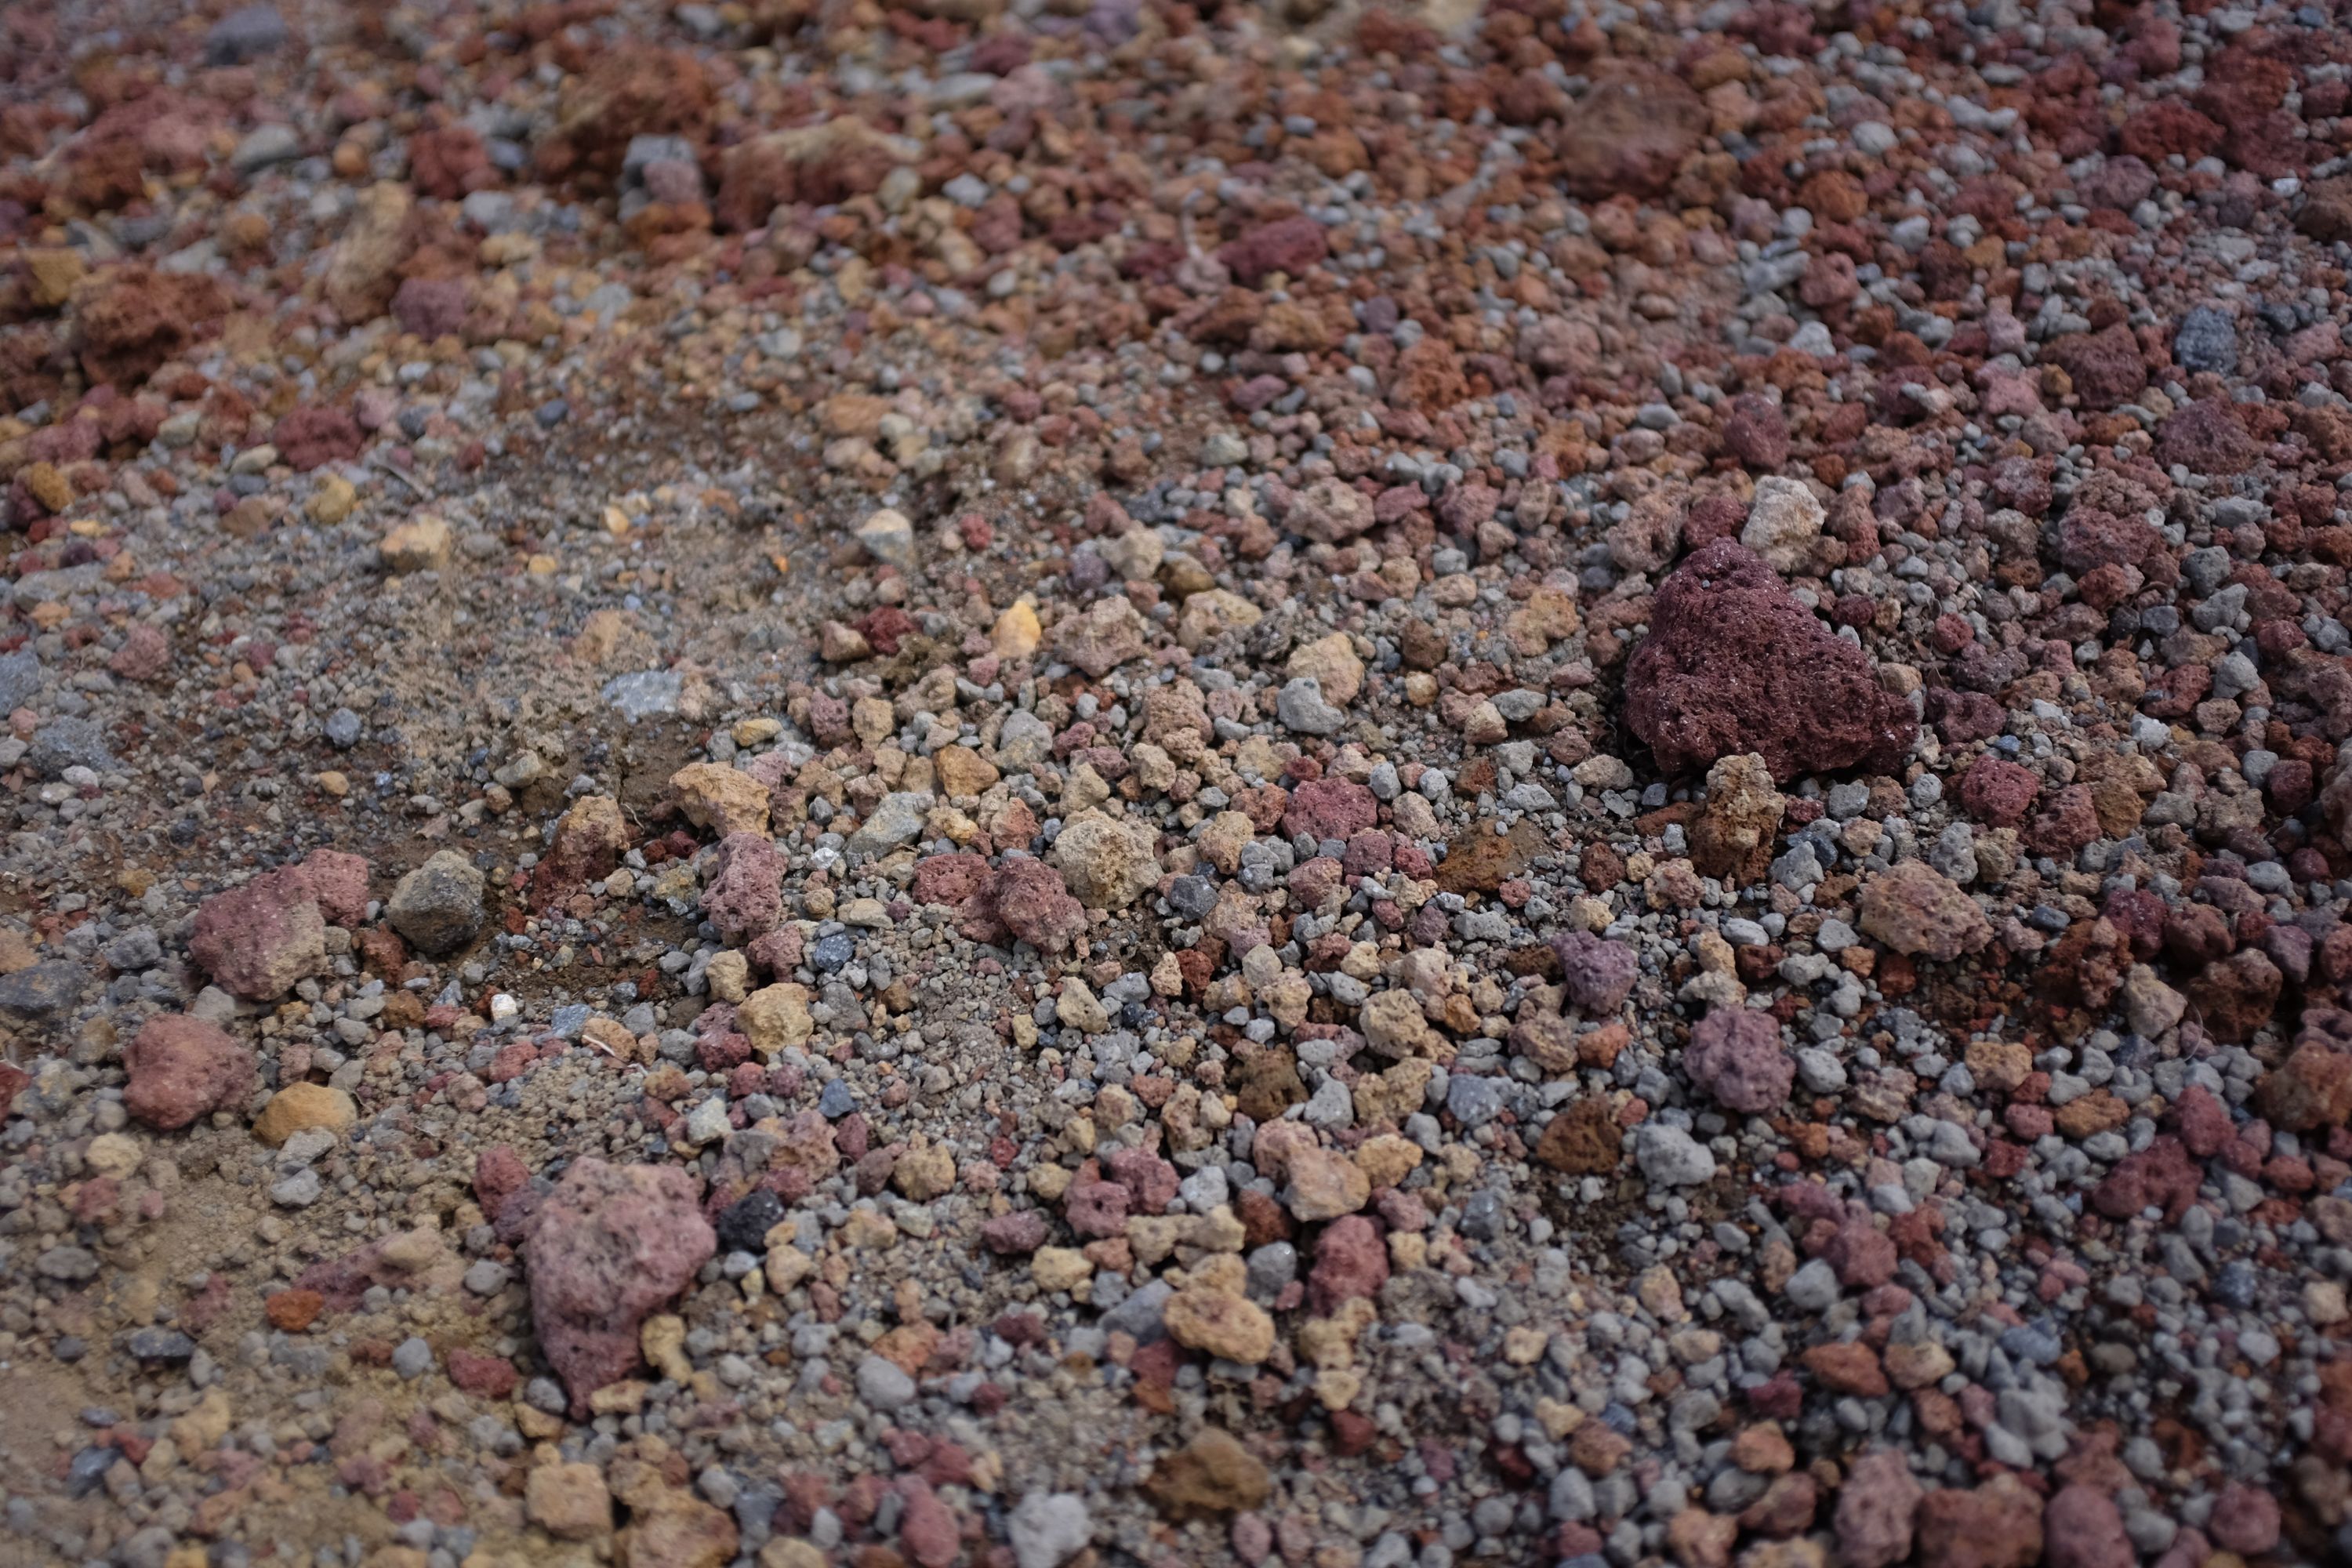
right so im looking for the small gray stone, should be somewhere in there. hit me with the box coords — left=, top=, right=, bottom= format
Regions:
left=2173, top=306, right=2238, bottom=374
left=1007, top=1493, right=1093, bottom=1568
left=847, top=792, right=932, bottom=857
left=124, top=1327, right=197, bottom=1362
left=1100, top=1278, right=1172, bottom=1342
left=205, top=4, right=287, bottom=64
left=0, top=648, right=45, bottom=711
left=855, top=1352, right=916, bottom=1409
left=602, top=669, right=684, bottom=721
left=37, top=1244, right=100, bottom=1282
left=1446, top=1073, right=1509, bottom=1127
left=0, top=960, right=84, bottom=1023
left=387, top=851, right=485, bottom=956
left=391, top=1337, right=434, bottom=1380
left=270, top=1168, right=323, bottom=1207
left=28, top=717, right=114, bottom=777
left=1783, top=1257, right=1840, bottom=1312
left=1634, top=1123, right=1717, bottom=1188
left=1276, top=677, right=1347, bottom=735
left=231, top=125, right=302, bottom=172
left=102, top=927, right=162, bottom=972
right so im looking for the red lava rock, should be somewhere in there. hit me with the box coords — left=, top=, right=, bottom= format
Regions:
left=1554, top=62, right=1708, bottom=198
left=702, top=831, right=786, bottom=943
left=1955, top=757, right=2038, bottom=826
left=1915, top=1475, right=2044, bottom=1568
left=988, top=857, right=1087, bottom=953
left=2183, top=949, right=2282, bottom=1043
left=524, top=1157, right=716, bottom=1416
left=122, top=1014, right=254, bottom=1130
left=1624, top=540, right=1918, bottom=782
left=1063, top=1178, right=1130, bottom=1238
left=2156, top=400, right=2259, bottom=475
left=408, top=125, right=495, bottom=199
left=2041, top=1484, right=2132, bottom=1568
left=2204, top=1482, right=2280, bottom=1555
left=1683, top=1006, right=1793, bottom=1113
left=189, top=870, right=329, bottom=1000
left=1282, top=777, right=1376, bottom=841
left=271, top=405, right=363, bottom=471
left=2043, top=323, right=2147, bottom=410
left=108, top=622, right=171, bottom=681
left=391, top=277, right=470, bottom=342
left=1721, top=396, right=1791, bottom=470
left=75, top=267, right=227, bottom=390
left=1218, top=217, right=1327, bottom=286
left=1550, top=931, right=1639, bottom=1013
left=896, top=1479, right=960, bottom=1568
left=1307, top=1214, right=1389, bottom=1314
left=1105, top=1146, right=1179, bottom=1212
left=2255, top=1034, right=2352, bottom=1132
left=913, top=852, right=991, bottom=907
left=536, top=800, right=632, bottom=898
left=982, top=1210, right=1048, bottom=1254
left=445, top=1348, right=517, bottom=1398
left=1833, top=1450, right=1922, bottom=1568
left=474, top=1144, right=529, bottom=1218
left=543, top=50, right=713, bottom=182
left=2022, top=783, right=2103, bottom=858
left=2091, top=1135, right=2200, bottom=1221
left=284, top=850, right=372, bottom=927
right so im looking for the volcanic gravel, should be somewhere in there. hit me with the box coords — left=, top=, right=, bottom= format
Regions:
left=2, top=0, right=2352, bottom=1566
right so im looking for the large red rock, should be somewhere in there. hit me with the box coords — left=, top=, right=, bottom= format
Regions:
left=1624, top=541, right=1918, bottom=781
left=122, top=1014, right=254, bottom=1130
left=1915, top=1475, right=2044, bottom=1568
left=75, top=267, right=227, bottom=390
left=1833, top=1450, right=1922, bottom=1568
left=526, top=1159, right=716, bottom=1415
left=187, top=851, right=371, bottom=1000
left=988, top=858, right=1086, bottom=953
left=1555, top=63, right=1709, bottom=198
left=189, top=874, right=328, bottom=1000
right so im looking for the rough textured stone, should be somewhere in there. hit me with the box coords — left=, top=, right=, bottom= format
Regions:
left=1625, top=541, right=1918, bottom=781
left=190, top=874, right=328, bottom=1000
left=1857, top=861, right=1992, bottom=960
left=1555, top=62, right=1708, bottom=198
left=526, top=1159, right=716, bottom=1414
left=122, top=1015, right=254, bottom=1130
left=387, top=850, right=487, bottom=956
left=1048, top=810, right=1161, bottom=908
left=1683, top=1007, right=1793, bottom=1113
left=702, top=831, right=786, bottom=943
left=1144, top=1428, right=1272, bottom=1519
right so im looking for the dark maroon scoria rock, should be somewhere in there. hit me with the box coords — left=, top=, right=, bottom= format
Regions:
left=270, top=405, right=363, bottom=471
left=1554, top=61, right=1708, bottom=198
left=1218, top=216, right=1327, bottom=286
left=1624, top=540, right=1918, bottom=782
left=526, top=1158, right=716, bottom=1415
left=702, top=831, right=785, bottom=944
left=988, top=857, right=1086, bottom=953
left=1683, top=1005, right=1793, bottom=1113
left=1551, top=931, right=1639, bottom=1013
left=122, top=1014, right=254, bottom=1129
